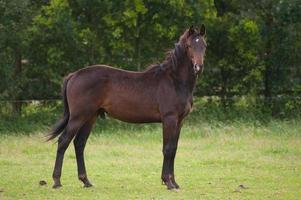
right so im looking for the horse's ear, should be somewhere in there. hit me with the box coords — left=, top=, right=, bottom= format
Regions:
left=188, top=25, right=194, bottom=36
left=200, top=24, right=206, bottom=36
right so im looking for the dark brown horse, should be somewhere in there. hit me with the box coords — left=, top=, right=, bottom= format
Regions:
left=48, top=25, right=207, bottom=190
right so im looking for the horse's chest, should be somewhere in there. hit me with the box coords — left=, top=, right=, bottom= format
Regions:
left=178, top=96, right=193, bottom=117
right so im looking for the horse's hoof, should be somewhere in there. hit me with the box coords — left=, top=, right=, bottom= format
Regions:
left=167, top=185, right=176, bottom=190
left=173, top=182, right=180, bottom=189
left=165, top=182, right=176, bottom=190
left=168, top=186, right=180, bottom=191
left=173, top=185, right=180, bottom=190
left=52, top=183, right=62, bottom=189
left=84, top=183, right=93, bottom=188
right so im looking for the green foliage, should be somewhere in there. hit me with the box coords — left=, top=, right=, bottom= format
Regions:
left=0, top=97, right=300, bottom=135
left=0, top=0, right=301, bottom=116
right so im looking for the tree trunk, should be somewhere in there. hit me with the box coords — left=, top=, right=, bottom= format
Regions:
left=220, top=67, right=228, bottom=109
left=12, top=49, right=22, bottom=115
left=263, top=59, right=272, bottom=107
left=135, top=13, right=142, bottom=71
left=263, top=12, right=273, bottom=109
left=214, top=0, right=228, bottom=109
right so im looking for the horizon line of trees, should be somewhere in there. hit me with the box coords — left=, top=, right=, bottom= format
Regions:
left=0, top=0, right=301, bottom=116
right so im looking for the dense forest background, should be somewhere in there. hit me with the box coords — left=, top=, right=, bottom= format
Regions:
left=0, top=0, right=301, bottom=117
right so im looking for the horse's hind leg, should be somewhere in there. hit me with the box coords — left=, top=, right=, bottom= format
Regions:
left=52, top=117, right=84, bottom=188
left=73, top=115, right=97, bottom=187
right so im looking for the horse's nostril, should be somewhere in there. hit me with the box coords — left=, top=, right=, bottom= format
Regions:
left=193, top=63, right=204, bottom=73
left=194, top=64, right=200, bottom=72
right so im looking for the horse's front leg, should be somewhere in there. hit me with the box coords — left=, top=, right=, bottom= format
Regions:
left=161, top=115, right=180, bottom=190
left=169, top=120, right=182, bottom=189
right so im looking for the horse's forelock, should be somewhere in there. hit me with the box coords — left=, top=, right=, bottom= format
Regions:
left=179, top=29, right=190, bottom=45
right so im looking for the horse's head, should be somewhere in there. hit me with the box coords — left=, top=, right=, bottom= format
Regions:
left=185, top=24, right=207, bottom=74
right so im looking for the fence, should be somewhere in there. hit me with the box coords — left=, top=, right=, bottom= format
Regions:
left=1, top=95, right=300, bottom=117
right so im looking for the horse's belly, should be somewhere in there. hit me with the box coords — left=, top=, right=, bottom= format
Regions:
left=99, top=79, right=161, bottom=123
left=103, top=101, right=161, bottom=123
left=106, top=108, right=161, bottom=123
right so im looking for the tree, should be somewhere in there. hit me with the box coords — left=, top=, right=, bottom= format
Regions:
left=199, top=0, right=261, bottom=108
left=1, top=0, right=300, bottom=116
left=244, top=0, right=301, bottom=114
left=0, top=0, right=45, bottom=114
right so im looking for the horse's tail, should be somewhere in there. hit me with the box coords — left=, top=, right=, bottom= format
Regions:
left=47, top=74, right=73, bottom=141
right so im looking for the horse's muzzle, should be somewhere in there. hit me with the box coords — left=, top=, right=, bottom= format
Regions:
left=194, top=64, right=204, bottom=74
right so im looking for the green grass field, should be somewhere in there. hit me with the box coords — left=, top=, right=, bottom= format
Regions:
left=0, top=117, right=300, bottom=200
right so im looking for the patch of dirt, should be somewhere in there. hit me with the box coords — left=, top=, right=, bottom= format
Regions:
left=39, top=180, right=47, bottom=186
left=238, top=184, right=249, bottom=189
left=234, top=184, right=249, bottom=193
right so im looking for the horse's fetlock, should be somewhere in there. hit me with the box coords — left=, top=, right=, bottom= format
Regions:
left=78, top=174, right=87, bottom=181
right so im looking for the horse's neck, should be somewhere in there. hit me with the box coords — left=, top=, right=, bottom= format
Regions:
left=173, top=57, right=197, bottom=94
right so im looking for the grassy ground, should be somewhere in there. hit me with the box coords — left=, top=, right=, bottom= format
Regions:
left=0, top=117, right=300, bottom=200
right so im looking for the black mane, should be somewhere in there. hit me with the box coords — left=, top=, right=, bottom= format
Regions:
left=145, top=30, right=189, bottom=75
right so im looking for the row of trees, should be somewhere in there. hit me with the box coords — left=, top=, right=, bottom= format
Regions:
left=0, top=0, right=301, bottom=115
